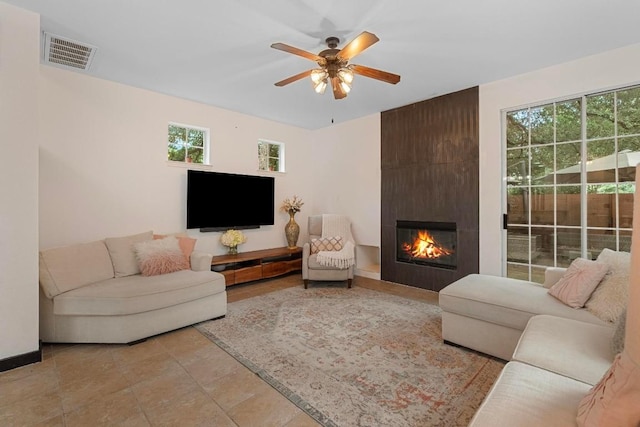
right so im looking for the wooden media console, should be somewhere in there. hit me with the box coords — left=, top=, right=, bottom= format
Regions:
left=211, top=246, right=302, bottom=286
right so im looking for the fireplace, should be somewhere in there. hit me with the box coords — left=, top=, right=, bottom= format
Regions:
left=382, top=87, right=478, bottom=291
left=396, top=221, right=457, bottom=270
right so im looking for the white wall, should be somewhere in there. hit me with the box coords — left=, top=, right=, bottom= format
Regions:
left=0, top=3, right=40, bottom=360
left=310, top=114, right=381, bottom=247
left=479, top=43, right=640, bottom=275
left=38, top=67, right=314, bottom=255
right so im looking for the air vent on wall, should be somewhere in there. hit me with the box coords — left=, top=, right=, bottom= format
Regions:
left=43, top=32, right=97, bottom=71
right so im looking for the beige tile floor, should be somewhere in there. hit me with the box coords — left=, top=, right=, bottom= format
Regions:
left=0, top=275, right=438, bottom=426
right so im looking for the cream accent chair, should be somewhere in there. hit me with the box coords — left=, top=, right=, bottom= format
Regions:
left=302, top=215, right=354, bottom=288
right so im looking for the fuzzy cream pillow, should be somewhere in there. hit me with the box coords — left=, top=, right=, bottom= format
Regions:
left=134, top=236, right=189, bottom=276
left=585, top=249, right=630, bottom=323
left=611, top=308, right=627, bottom=355
left=153, top=234, right=196, bottom=266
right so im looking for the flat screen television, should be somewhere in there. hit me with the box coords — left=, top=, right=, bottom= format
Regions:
left=187, top=170, right=275, bottom=231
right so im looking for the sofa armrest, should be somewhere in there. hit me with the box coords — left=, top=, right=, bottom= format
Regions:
left=190, top=251, right=213, bottom=271
left=543, top=267, right=567, bottom=288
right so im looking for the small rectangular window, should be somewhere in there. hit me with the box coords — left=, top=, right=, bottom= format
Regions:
left=258, top=140, right=285, bottom=172
left=168, top=123, right=209, bottom=165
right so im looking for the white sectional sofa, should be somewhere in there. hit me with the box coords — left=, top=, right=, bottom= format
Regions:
left=440, top=248, right=632, bottom=426
left=439, top=271, right=609, bottom=360
left=39, top=232, right=227, bottom=343
left=469, top=315, right=615, bottom=426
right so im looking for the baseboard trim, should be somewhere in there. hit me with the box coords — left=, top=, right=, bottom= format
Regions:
left=0, top=345, right=42, bottom=373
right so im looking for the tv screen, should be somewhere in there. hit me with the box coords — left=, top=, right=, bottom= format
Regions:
left=187, top=170, right=275, bottom=230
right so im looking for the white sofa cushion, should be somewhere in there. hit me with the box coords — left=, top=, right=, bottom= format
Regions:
left=469, top=361, right=592, bottom=427
left=512, top=315, right=614, bottom=385
left=104, top=230, right=153, bottom=277
left=39, top=240, right=114, bottom=298
left=439, top=274, right=607, bottom=331
left=53, top=269, right=225, bottom=316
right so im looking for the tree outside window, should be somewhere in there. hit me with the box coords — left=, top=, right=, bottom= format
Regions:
left=258, top=140, right=284, bottom=172
left=168, top=124, right=208, bottom=164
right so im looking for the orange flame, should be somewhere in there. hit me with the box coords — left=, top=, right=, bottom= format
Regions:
left=402, top=230, right=453, bottom=259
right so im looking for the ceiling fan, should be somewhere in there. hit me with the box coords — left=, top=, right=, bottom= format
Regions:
left=271, top=31, right=401, bottom=100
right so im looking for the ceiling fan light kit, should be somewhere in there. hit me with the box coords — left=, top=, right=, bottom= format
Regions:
left=314, top=78, right=328, bottom=94
left=339, top=79, right=351, bottom=94
left=338, top=68, right=354, bottom=84
left=310, top=69, right=328, bottom=84
left=271, top=31, right=400, bottom=100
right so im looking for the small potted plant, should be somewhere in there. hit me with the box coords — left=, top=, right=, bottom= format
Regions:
left=220, top=229, right=247, bottom=255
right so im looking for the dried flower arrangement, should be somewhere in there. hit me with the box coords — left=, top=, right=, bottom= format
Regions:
left=281, top=195, right=304, bottom=214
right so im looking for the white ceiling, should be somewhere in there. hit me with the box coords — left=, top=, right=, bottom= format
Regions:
left=8, top=0, right=640, bottom=129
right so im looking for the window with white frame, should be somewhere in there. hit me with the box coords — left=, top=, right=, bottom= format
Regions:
left=504, top=85, right=640, bottom=283
left=258, top=140, right=285, bottom=172
left=168, top=123, right=209, bottom=165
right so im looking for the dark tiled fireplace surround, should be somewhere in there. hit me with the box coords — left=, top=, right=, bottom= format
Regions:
left=381, top=87, right=479, bottom=292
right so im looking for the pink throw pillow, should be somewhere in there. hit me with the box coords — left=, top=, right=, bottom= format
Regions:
left=135, top=236, right=189, bottom=276
left=577, top=351, right=640, bottom=426
left=548, top=258, right=608, bottom=308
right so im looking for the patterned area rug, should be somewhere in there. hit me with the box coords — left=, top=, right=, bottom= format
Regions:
left=196, top=286, right=503, bottom=426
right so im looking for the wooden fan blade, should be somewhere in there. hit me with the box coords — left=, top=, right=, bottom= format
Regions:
left=337, top=31, right=379, bottom=61
left=274, top=69, right=313, bottom=87
left=350, top=64, right=401, bottom=84
left=271, top=42, right=323, bottom=63
left=331, top=76, right=347, bottom=100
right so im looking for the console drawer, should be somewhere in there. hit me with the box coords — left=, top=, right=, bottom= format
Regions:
left=262, top=262, right=288, bottom=278
left=234, top=265, right=263, bottom=283
left=263, top=259, right=302, bottom=278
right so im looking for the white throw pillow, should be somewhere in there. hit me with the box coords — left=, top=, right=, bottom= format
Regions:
left=585, top=248, right=630, bottom=323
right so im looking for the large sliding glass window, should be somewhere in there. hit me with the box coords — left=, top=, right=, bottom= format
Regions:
left=504, top=86, right=639, bottom=283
